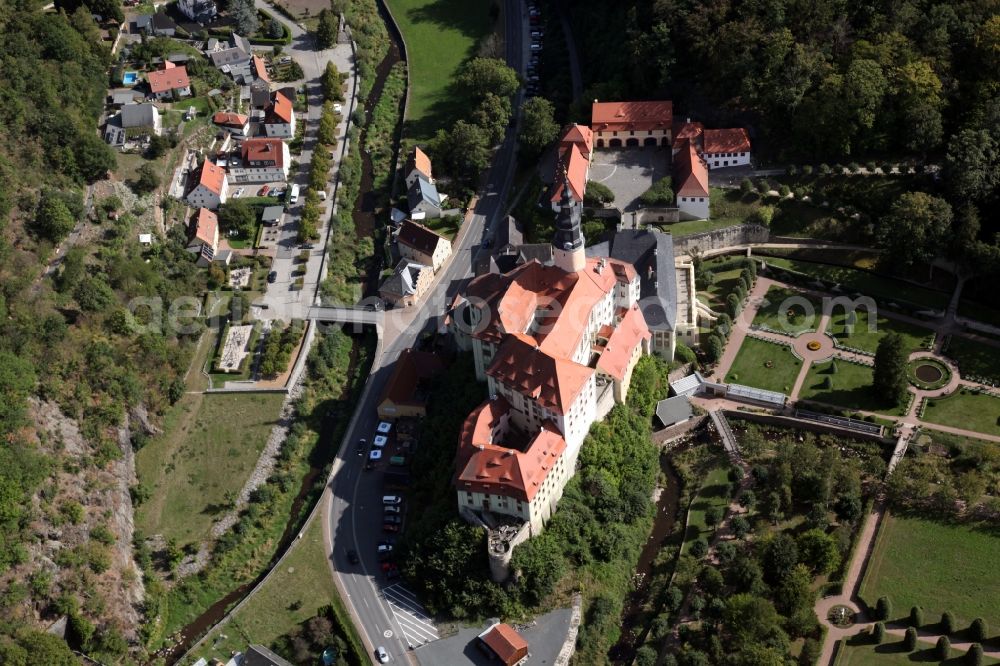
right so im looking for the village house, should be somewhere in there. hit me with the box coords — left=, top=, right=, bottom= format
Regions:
left=104, top=102, right=161, bottom=146
left=227, top=138, right=291, bottom=183
left=407, top=176, right=443, bottom=219
left=212, top=111, right=250, bottom=137
left=262, top=91, right=295, bottom=138
left=378, top=259, right=434, bottom=308
left=450, top=188, right=651, bottom=534
left=187, top=208, right=219, bottom=266
left=591, top=99, right=673, bottom=148
left=150, top=10, right=177, bottom=37
left=702, top=127, right=752, bottom=169
left=251, top=54, right=270, bottom=83
left=673, top=139, right=710, bottom=220
left=376, top=348, right=445, bottom=420
left=147, top=61, right=191, bottom=100
left=186, top=158, right=228, bottom=209
left=404, top=146, right=433, bottom=189
left=477, top=623, right=529, bottom=666
left=396, top=220, right=452, bottom=272
left=207, top=34, right=252, bottom=69
left=177, top=0, right=217, bottom=23
left=549, top=124, right=593, bottom=211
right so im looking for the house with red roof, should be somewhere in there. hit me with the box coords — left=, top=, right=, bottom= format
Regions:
left=376, top=349, right=445, bottom=419
left=702, top=127, right=751, bottom=169
left=187, top=207, right=219, bottom=265
left=147, top=61, right=191, bottom=101
left=212, top=111, right=249, bottom=137
left=186, top=158, right=228, bottom=209
left=262, top=90, right=296, bottom=139
left=549, top=124, right=593, bottom=211
left=404, top=146, right=433, bottom=189
left=477, top=623, right=529, bottom=666
left=591, top=99, right=673, bottom=148
left=228, top=138, right=291, bottom=183
left=673, top=140, right=710, bottom=220
left=396, top=220, right=451, bottom=272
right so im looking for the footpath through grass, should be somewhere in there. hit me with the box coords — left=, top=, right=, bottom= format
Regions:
left=386, top=0, right=492, bottom=141
left=922, top=390, right=1000, bottom=438
left=136, top=392, right=286, bottom=546
left=725, top=337, right=802, bottom=394
left=860, top=513, right=1000, bottom=628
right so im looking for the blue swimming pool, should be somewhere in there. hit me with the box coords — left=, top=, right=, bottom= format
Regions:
left=123, top=71, right=138, bottom=85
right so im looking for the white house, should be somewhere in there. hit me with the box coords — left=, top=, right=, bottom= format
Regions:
left=104, top=103, right=161, bottom=146
left=262, top=91, right=295, bottom=139
left=701, top=128, right=751, bottom=169
left=147, top=62, right=191, bottom=101
left=178, top=0, right=216, bottom=23
left=674, top=140, right=710, bottom=220
left=404, top=146, right=433, bottom=189
left=208, top=34, right=252, bottom=68
left=396, top=220, right=451, bottom=273
left=591, top=100, right=673, bottom=148
left=406, top=176, right=443, bottom=219
left=187, top=208, right=220, bottom=266
left=212, top=111, right=250, bottom=137
left=227, top=138, right=290, bottom=183
left=186, top=158, right=228, bottom=209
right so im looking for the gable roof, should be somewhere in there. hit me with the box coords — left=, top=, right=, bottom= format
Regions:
left=407, top=176, right=441, bottom=211
left=487, top=333, right=594, bottom=415
left=703, top=127, right=751, bottom=154
left=380, top=259, right=428, bottom=298
left=655, top=395, right=693, bottom=427
left=241, top=138, right=286, bottom=167
left=455, top=398, right=567, bottom=502
left=120, top=102, right=158, bottom=128
left=550, top=143, right=587, bottom=204
left=406, top=146, right=432, bottom=179
left=590, top=228, right=678, bottom=332
left=479, top=623, right=529, bottom=666
left=266, top=91, right=293, bottom=123
left=592, top=100, right=673, bottom=132
left=378, top=348, right=444, bottom=407
left=245, top=644, right=294, bottom=666
left=231, top=33, right=252, bottom=55
left=151, top=10, right=176, bottom=30
left=595, top=305, right=650, bottom=381
left=251, top=54, right=270, bottom=83
left=192, top=208, right=218, bottom=246
left=397, top=220, right=448, bottom=255
left=673, top=120, right=704, bottom=145
left=212, top=111, right=248, bottom=127
left=559, top=123, right=593, bottom=160
left=196, top=158, right=226, bottom=195
left=148, top=64, right=190, bottom=93
left=674, top=140, right=709, bottom=197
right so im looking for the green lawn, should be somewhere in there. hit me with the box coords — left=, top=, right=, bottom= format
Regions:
left=944, top=336, right=1000, bottom=384
left=835, top=638, right=1000, bottom=665
left=708, top=187, right=763, bottom=225
left=860, top=513, right=1000, bottom=628
left=135, top=392, right=286, bottom=546
left=423, top=212, right=461, bottom=240
left=681, top=465, right=732, bottom=555
left=193, top=518, right=365, bottom=664
left=662, top=218, right=743, bottom=237
left=726, top=337, right=802, bottom=394
left=923, top=390, right=1000, bottom=438
left=700, top=267, right=744, bottom=310
left=799, top=360, right=906, bottom=416
left=753, top=286, right=823, bottom=334
left=386, top=0, right=492, bottom=140
left=763, top=257, right=950, bottom=311
left=828, top=309, right=935, bottom=355
left=959, top=298, right=1000, bottom=329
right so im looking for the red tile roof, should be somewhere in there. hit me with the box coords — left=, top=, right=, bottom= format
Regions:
left=673, top=120, right=704, bottom=145
left=596, top=305, right=650, bottom=381
left=559, top=123, right=593, bottom=160
left=267, top=91, right=293, bottom=124
left=379, top=349, right=444, bottom=409
left=487, top=333, right=594, bottom=415
left=674, top=140, right=709, bottom=197
left=252, top=54, right=270, bottom=83
left=192, top=208, right=218, bottom=247
left=703, top=127, right=751, bottom=154
left=480, top=624, right=529, bottom=666
left=455, top=398, right=567, bottom=502
left=591, top=100, right=673, bottom=132
left=407, top=146, right=433, bottom=180
left=212, top=111, right=248, bottom=127
left=550, top=143, right=588, bottom=204
left=197, top=158, right=226, bottom=195
left=241, top=138, right=286, bottom=167
left=147, top=64, right=190, bottom=94
left=397, top=220, right=448, bottom=255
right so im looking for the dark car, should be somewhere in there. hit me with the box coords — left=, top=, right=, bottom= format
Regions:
left=267, top=271, right=277, bottom=283
left=356, top=438, right=366, bottom=456
left=383, top=514, right=402, bottom=525
left=347, top=549, right=359, bottom=564
left=383, top=523, right=400, bottom=533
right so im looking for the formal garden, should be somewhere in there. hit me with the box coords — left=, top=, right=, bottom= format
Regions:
left=799, top=359, right=907, bottom=416
left=752, top=286, right=823, bottom=334
left=827, top=308, right=935, bottom=355
left=921, top=389, right=1000, bottom=437
left=725, top=337, right=803, bottom=394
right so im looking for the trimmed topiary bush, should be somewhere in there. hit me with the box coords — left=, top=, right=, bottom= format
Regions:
left=941, top=611, right=955, bottom=635
left=872, top=621, right=885, bottom=644
left=910, top=605, right=924, bottom=628
left=936, top=635, right=951, bottom=660
left=966, top=643, right=984, bottom=666
left=970, top=618, right=987, bottom=642
left=904, top=626, right=918, bottom=651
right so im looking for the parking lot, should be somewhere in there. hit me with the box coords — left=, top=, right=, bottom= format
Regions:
left=588, top=147, right=672, bottom=211
left=383, top=584, right=440, bottom=648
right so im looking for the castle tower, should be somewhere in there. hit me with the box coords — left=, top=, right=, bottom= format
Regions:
left=552, top=173, right=585, bottom=273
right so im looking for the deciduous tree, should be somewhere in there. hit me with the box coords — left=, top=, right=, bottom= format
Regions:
left=518, top=97, right=558, bottom=156
left=873, top=332, right=908, bottom=407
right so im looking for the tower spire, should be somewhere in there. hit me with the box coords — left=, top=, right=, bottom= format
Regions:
left=552, top=158, right=585, bottom=272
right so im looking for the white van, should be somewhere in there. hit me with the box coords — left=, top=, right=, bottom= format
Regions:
left=288, top=184, right=300, bottom=204
left=318, top=190, right=327, bottom=201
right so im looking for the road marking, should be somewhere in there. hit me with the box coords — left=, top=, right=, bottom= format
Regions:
left=384, top=630, right=393, bottom=638
left=382, top=584, right=439, bottom=646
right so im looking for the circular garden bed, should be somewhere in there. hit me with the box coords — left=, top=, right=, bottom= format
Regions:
left=907, top=357, right=952, bottom=391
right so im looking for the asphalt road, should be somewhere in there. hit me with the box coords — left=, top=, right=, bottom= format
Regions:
left=323, top=1, right=527, bottom=662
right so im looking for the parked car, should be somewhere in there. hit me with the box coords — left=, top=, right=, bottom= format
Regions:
left=382, top=523, right=399, bottom=533
left=383, top=514, right=402, bottom=525
left=333, top=103, right=343, bottom=113
left=377, top=543, right=394, bottom=554
left=259, top=185, right=270, bottom=196
left=530, top=30, right=542, bottom=37
left=530, top=43, right=542, bottom=51
left=233, top=187, right=245, bottom=198
left=356, top=438, right=366, bottom=455
left=381, top=561, right=397, bottom=573
left=375, top=647, right=389, bottom=664
left=384, top=505, right=401, bottom=515
left=383, top=495, right=402, bottom=505
left=267, top=271, right=277, bottom=283
left=347, top=549, right=359, bottom=564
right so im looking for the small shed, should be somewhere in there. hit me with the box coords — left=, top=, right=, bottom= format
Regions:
left=477, top=623, right=528, bottom=666
left=138, top=233, right=153, bottom=245
left=655, top=395, right=693, bottom=428
left=261, top=205, right=284, bottom=226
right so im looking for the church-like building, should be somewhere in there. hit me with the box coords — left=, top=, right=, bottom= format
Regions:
left=449, top=184, right=653, bottom=535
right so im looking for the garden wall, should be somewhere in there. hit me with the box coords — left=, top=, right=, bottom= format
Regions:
left=674, top=224, right=770, bottom=255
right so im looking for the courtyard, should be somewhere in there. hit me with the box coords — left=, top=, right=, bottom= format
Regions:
left=588, top=147, right=672, bottom=211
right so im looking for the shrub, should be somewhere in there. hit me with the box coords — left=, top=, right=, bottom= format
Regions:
left=822, top=376, right=833, bottom=390
left=936, top=635, right=950, bottom=660
left=584, top=180, right=615, bottom=206
left=910, top=605, right=923, bottom=628
left=903, top=626, right=917, bottom=651
left=941, top=611, right=955, bottom=635
left=747, top=205, right=774, bottom=226
left=819, top=163, right=832, bottom=175
left=966, top=643, right=984, bottom=666
left=802, top=164, right=814, bottom=175
left=969, top=618, right=987, bottom=642
left=740, top=178, right=754, bottom=195
left=872, top=621, right=885, bottom=644
left=875, top=596, right=891, bottom=621
left=779, top=184, right=791, bottom=197
left=786, top=164, right=798, bottom=176
left=690, top=539, right=708, bottom=558
left=639, top=176, right=674, bottom=206
left=706, top=334, right=724, bottom=363
left=755, top=179, right=770, bottom=194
